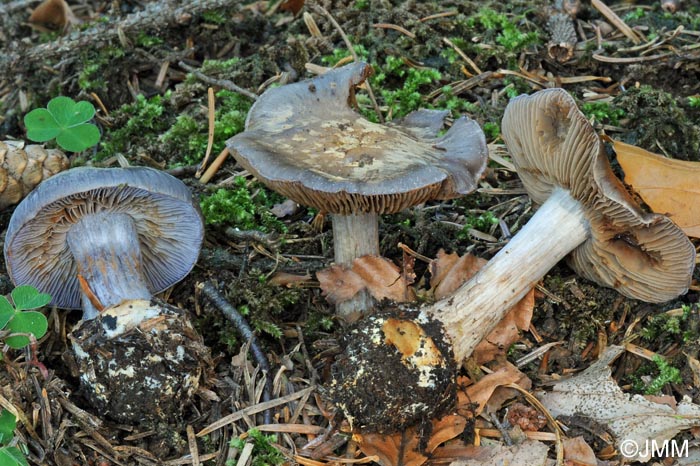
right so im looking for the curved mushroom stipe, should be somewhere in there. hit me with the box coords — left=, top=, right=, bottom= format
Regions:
left=4, top=166, right=204, bottom=315
left=502, top=88, right=696, bottom=302
left=327, top=88, right=696, bottom=431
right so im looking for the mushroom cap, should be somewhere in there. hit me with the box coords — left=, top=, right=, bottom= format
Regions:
left=4, top=167, right=204, bottom=309
left=501, top=88, right=695, bottom=302
left=226, top=62, right=488, bottom=215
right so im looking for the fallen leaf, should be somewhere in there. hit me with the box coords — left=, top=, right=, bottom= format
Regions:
left=29, top=0, right=80, bottom=28
left=317, top=256, right=416, bottom=305
left=352, top=256, right=416, bottom=302
left=280, top=0, right=305, bottom=15
left=463, top=363, right=524, bottom=417
left=268, top=271, right=313, bottom=288
left=538, top=345, right=700, bottom=462
left=563, top=436, right=597, bottom=465
left=429, top=250, right=535, bottom=363
left=316, top=265, right=364, bottom=304
left=355, top=415, right=467, bottom=466
left=506, top=402, right=547, bottom=432
left=448, top=439, right=550, bottom=466
left=614, top=140, right=700, bottom=237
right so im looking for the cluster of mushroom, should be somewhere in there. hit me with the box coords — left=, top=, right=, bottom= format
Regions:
left=227, top=68, right=695, bottom=432
left=4, top=166, right=209, bottom=423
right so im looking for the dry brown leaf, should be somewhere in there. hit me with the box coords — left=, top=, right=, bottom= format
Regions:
left=268, top=271, right=313, bottom=288
left=463, top=364, right=524, bottom=417
left=29, top=0, right=80, bottom=27
left=430, top=250, right=484, bottom=299
left=448, top=439, right=550, bottom=466
left=280, top=0, right=305, bottom=15
left=318, top=256, right=416, bottom=305
left=614, top=140, right=700, bottom=237
left=429, top=249, right=535, bottom=363
left=538, top=345, right=700, bottom=462
left=316, top=265, right=365, bottom=304
left=355, top=415, right=467, bottom=466
left=562, top=436, right=597, bottom=466
left=352, top=255, right=416, bottom=303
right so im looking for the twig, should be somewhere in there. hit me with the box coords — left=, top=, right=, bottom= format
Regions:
left=178, top=61, right=258, bottom=101
left=198, top=281, right=274, bottom=425
left=195, top=87, right=217, bottom=178
left=1, top=0, right=243, bottom=71
left=591, top=0, right=641, bottom=44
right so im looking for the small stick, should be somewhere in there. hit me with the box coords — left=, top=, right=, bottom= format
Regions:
left=198, top=281, right=274, bottom=425
left=591, top=0, right=641, bottom=44
left=442, top=37, right=482, bottom=74
left=196, top=87, right=217, bottom=178
left=199, top=147, right=231, bottom=184
left=178, top=61, right=258, bottom=101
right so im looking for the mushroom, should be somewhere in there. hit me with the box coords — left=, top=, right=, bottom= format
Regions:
left=328, top=88, right=696, bottom=433
left=3, top=166, right=209, bottom=423
left=227, top=62, right=488, bottom=321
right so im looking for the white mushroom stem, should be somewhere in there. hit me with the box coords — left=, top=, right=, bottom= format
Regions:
left=423, top=187, right=589, bottom=362
left=332, top=213, right=380, bottom=321
left=66, top=212, right=152, bottom=320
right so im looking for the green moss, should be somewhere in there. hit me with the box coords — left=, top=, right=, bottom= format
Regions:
left=229, top=429, right=284, bottom=466
left=161, top=89, right=251, bottom=165
left=96, top=92, right=171, bottom=161
left=580, top=101, right=626, bottom=126
left=457, top=211, right=499, bottom=239
left=201, top=10, right=228, bottom=24
left=613, top=85, right=700, bottom=161
left=78, top=46, right=126, bottom=92
left=466, top=8, right=540, bottom=54
left=200, top=177, right=287, bottom=233
left=135, top=32, right=163, bottom=47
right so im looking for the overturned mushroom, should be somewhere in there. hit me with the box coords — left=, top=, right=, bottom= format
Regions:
left=328, top=88, right=696, bottom=433
left=227, top=62, right=488, bottom=321
left=4, top=166, right=209, bottom=423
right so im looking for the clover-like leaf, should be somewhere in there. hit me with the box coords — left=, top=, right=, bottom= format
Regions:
left=0, top=410, right=16, bottom=446
left=24, top=96, right=100, bottom=152
left=55, top=123, right=101, bottom=152
left=24, top=108, right=60, bottom=142
left=0, top=297, right=14, bottom=330
left=4, top=311, right=48, bottom=349
left=0, top=446, right=28, bottom=466
left=47, top=96, right=95, bottom=127
left=10, top=286, right=51, bottom=312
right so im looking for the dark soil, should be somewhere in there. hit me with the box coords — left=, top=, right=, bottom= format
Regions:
left=1, top=0, right=699, bottom=465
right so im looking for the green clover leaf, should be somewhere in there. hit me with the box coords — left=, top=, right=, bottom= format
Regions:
left=10, top=286, right=51, bottom=312
left=0, top=446, right=29, bottom=466
left=4, top=311, right=48, bottom=349
left=0, top=297, right=14, bottom=330
left=0, top=410, right=16, bottom=446
left=24, top=96, right=100, bottom=152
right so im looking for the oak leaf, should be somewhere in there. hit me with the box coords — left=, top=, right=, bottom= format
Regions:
left=614, top=140, right=700, bottom=237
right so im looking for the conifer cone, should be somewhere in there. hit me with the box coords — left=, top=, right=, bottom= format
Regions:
left=0, top=141, right=70, bottom=209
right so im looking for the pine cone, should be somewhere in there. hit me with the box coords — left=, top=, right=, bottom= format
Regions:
left=0, top=141, right=70, bottom=209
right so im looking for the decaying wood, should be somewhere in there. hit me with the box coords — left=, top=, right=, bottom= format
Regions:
left=0, top=0, right=240, bottom=73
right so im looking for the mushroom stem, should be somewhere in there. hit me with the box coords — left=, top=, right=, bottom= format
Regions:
left=331, top=213, right=380, bottom=321
left=66, top=212, right=152, bottom=320
left=424, top=187, right=589, bottom=362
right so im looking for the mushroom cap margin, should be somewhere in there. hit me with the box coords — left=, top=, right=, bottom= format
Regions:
left=501, top=88, right=695, bottom=302
left=3, top=166, right=204, bottom=309
left=226, top=62, right=488, bottom=215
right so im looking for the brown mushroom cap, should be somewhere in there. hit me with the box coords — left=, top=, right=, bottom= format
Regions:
left=226, top=62, right=487, bottom=215
left=4, top=167, right=204, bottom=309
left=501, top=88, right=695, bottom=302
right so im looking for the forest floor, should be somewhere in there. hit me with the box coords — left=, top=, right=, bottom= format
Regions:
left=1, top=0, right=700, bottom=465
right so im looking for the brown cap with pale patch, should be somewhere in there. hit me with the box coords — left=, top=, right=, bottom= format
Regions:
left=501, top=88, right=695, bottom=302
left=226, top=62, right=488, bottom=216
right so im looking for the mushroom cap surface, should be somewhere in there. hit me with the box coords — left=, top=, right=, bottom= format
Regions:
left=501, top=88, right=695, bottom=302
left=4, top=166, right=204, bottom=309
left=226, top=62, right=488, bottom=215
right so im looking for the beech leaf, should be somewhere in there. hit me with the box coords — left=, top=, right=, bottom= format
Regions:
left=614, top=140, right=700, bottom=238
